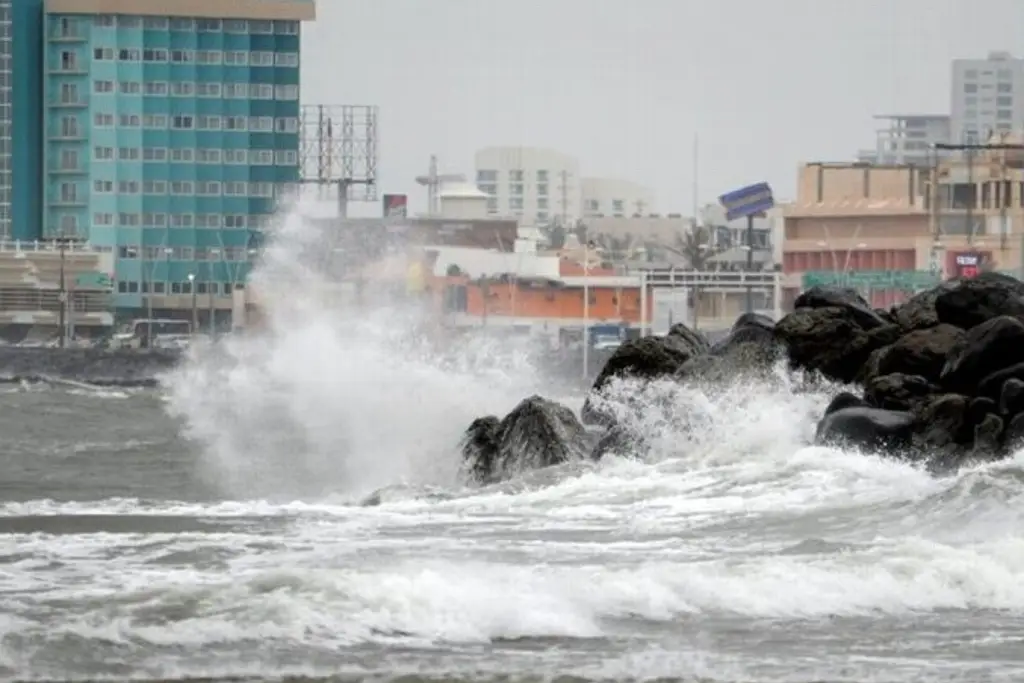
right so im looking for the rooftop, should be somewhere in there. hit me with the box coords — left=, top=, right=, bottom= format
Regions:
left=43, top=0, right=316, bottom=20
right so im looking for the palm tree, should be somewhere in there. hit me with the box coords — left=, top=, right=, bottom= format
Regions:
left=660, top=224, right=716, bottom=269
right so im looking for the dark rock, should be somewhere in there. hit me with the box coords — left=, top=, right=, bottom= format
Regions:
left=894, top=281, right=957, bottom=331
left=913, top=394, right=972, bottom=448
left=460, top=416, right=501, bottom=484
left=871, top=324, right=965, bottom=384
left=977, top=362, right=1024, bottom=401
left=461, top=396, right=590, bottom=484
left=824, top=392, right=866, bottom=416
left=582, top=324, right=708, bottom=425
left=864, top=373, right=938, bottom=412
left=1003, top=413, right=1024, bottom=451
left=968, top=397, right=999, bottom=426
left=794, top=286, right=888, bottom=330
left=941, top=316, right=1024, bottom=395
left=934, top=272, right=1024, bottom=329
left=973, top=414, right=1004, bottom=458
left=0, top=347, right=181, bottom=387
left=713, top=312, right=777, bottom=349
left=590, top=425, right=644, bottom=461
left=815, top=406, right=915, bottom=454
left=775, top=306, right=900, bottom=384
left=1000, top=378, right=1024, bottom=417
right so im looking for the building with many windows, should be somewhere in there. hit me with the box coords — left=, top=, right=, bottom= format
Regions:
left=1, top=0, right=44, bottom=241
left=951, top=51, right=1024, bottom=143
left=474, top=146, right=581, bottom=227
left=42, top=0, right=315, bottom=318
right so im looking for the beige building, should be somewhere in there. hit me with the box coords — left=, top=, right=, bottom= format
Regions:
left=782, top=140, right=1024, bottom=309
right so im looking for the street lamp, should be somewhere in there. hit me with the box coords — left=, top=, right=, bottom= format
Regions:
left=187, top=273, right=197, bottom=333
left=55, top=236, right=71, bottom=348
left=207, top=248, right=221, bottom=336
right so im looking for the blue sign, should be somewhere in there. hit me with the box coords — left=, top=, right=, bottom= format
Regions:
left=718, top=182, right=775, bottom=222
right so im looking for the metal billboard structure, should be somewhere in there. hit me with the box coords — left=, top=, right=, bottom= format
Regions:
left=717, top=181, right=775, bottom=312
left=298, top=104, right=379, bottom=217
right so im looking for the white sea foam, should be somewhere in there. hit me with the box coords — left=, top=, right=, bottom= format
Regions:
left=8, top=197, right=1024, bottom=679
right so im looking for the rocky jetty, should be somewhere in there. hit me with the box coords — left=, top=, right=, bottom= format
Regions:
left=0, top=347, right=181, bottom=387
left=459, top=271, right=1024, bottom=483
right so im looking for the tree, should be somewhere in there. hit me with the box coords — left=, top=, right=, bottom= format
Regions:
left=661, top=224, right=716, bottom=270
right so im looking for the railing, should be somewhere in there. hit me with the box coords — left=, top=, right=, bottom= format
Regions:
left=640, top=268, right=781, bottom=289
left=0, top=239, right=102, bottom=254
left=0, top=287, right=111, bottom=313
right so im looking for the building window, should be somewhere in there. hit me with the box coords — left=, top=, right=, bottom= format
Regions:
left=118, top=147, right=139, bottom=160
left=94, top=16, right=114, bottom=28
left=224, top=51, right=248, bottom=65
left=143, top=147, right=167, bottom=162
left=143, top=114, right=168, bottom=128
left=537, top=170, right=549, bottom=182
left=251, top=51, right=275, bottom=66
left=59, top=182, right=77, bottom=203
left=94, top=146, right=113, bottom=160
left=509, top=170, right=524, bottom=182
left=60, top=150, right=79, bottom=170
left=998, top=109, right=1013, bottom=120
left=477, top=170, right=497, bottom=182
left=118, top=48, right=140, bottom=61
left=197, top=18, right=221, bottom=32
left=170, top=50, right=193, bottom=63
left=999, top=83, right=1013, bottom=93
left=118, top=81, right=141, bottom=95
left=196, top=50, right=221, bottom=65
left=143, top=48, right=168, bottom=62
left=59, top=116, right=79, bottom=137
left=537, top=183, right=548, bottom=196
left=224, top=19, right=247, bottom=33
left=171, top=82, right=194, bottom=97
left=964, top=83, right=978, bottom=93
left=94, top=212, right=113, bottom=226
left=171, top=115, right=194, bottom=130
left=119, top=114, right=140, bottom=127
left=93, top=113, right=113, bottom=127
left=170, top=149, right=194, bottom=162
left=275, top=20, right=299, bottom=35
left=59, top=83, right=79, bottom=104
left=274, top=85, right=299, bottom=100
left=197, top=83, right=222, bottom=98
left=509, top=197, right=523, bottom=210
left=143, top=17, right=168, bottom=30
left=144, top=181, right=167, bottom=194
left=117, top=16, right=141, bottom=28
left=249, top=20, right=273, bottom=34
left=144, top=82, right=168, bottom=96
left=118, top=180, right=139, bottom=194
left=509, top=183, right=523, bottom=195
left=93, top=180, right=112, bottom=194
left=170, top=18, right=194, bottom=31
left=93, top=80, right=114, bottom=94
left=60, top=215, right=77, bottom=233
left=274, top=52, right=299, bottom=67
left=59, top=51, right=78, bottom=71
left=997, top=96, right=1013, bottom=107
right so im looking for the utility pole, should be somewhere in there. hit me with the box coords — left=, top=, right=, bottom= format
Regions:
left=56, top=237, right=69, bottom=348
left=560, top=169, right=569, bottom=224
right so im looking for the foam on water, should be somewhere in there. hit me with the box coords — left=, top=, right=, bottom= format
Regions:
left=9, top=197, right=1024, bottom=679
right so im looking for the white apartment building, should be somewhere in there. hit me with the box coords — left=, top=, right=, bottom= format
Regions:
left=474, top=146, right=581, bottom=227
left=856, top=114, right=951, bottom=166
left=580, top=177, right=655, bottom=218
left=951, top=51, right=1024, bottom=142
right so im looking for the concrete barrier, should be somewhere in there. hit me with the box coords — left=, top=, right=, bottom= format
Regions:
left=0, top=347, right=183, bottom=387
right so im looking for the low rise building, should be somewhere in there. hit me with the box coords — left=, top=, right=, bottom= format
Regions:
left=782, top=140, right=1024, bottom=310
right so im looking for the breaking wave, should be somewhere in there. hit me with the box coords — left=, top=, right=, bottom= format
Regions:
left=7, top=197, right=1024, bottom=680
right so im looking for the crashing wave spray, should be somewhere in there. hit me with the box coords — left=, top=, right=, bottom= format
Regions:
left=163, top=196, right=549, bottom=500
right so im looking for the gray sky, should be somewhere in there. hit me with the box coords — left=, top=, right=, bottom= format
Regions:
left=301, top=0, right=1024, bottom=215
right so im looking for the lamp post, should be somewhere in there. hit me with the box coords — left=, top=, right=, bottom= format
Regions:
left=187, top=273, right=197, bottom=333
left=56, top=237, right=70, bottom=348
left=207, top=248, right=221, bottom=336
left=582, top=240, right=591, bottom=380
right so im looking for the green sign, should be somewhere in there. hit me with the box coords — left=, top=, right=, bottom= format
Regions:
left=75, top=271, right=113, bottom=289
left=802, top=270, right=941, bottom=291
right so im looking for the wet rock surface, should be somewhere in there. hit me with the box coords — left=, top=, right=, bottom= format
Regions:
left=459, top=271, right=1024, bottom=482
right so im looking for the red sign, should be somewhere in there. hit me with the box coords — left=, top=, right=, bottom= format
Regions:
left=954, top=252, right=981, bottom=279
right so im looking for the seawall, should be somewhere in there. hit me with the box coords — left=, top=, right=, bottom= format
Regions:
left=0, top=347, right=184, bottom=387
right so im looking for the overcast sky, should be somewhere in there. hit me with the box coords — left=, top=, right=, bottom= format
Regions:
left=300, top=0, right=1024, bottom=215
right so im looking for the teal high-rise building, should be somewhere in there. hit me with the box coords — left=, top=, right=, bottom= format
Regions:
left=42, top=0, right=315, bottom=316
left=1, top=0, right=44, bottom=242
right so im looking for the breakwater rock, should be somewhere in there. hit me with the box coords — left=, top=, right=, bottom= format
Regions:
left=0, top=347, right=183, bottom=387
